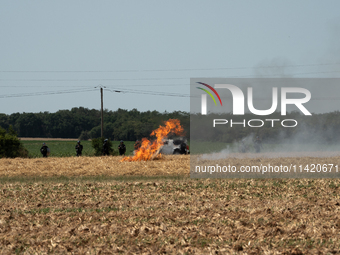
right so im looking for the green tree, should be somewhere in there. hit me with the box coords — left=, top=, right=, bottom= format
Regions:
left=14, top=113, right=44, bottom=137
left=78, top=130, right=91, bottom=140
left=0, top=126, right=28, bottom=158
left=91, top=137, right=117, bottom=156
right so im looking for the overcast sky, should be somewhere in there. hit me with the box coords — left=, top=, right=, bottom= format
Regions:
left=1, top=1, right=340, bottom=115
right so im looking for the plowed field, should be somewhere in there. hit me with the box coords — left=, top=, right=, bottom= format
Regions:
left=1, top=155, right=340, bottom=254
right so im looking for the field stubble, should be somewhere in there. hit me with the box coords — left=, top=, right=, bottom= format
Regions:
left=1, top=154, right=340, bottom=178
left=1, top=155, right=340, bottom=253
left=0, top=155, right=189, bottom=177
left=1, top=178, right=340, bottom=253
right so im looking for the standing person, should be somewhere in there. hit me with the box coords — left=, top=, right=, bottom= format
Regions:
left=103, top=139, right=109, bottom=156
left=134, top=140, right=141, bottom=150
left=75, top=140, right=83, bottom=157
left=118, top=140, right=126, bottom=156
left=40, top=143, right=49, bottom=158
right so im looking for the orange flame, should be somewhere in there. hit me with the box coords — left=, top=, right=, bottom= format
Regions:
left=121, top=119, right=184, bottom=161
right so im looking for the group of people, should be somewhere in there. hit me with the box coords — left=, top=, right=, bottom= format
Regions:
left=40, top=141, right=84, bottom=157
left=40, top=139, right=128, bottom=157
left=102, top=139, right=126, bottom=156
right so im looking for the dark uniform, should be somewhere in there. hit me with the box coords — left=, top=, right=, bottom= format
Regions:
left=103, top=139, right=109, bottom=156
left=75, top=141, right=83, bottom=156
left=40, top=143, right=49, bottom=157
left=118, top=140, right=126, bottom=156
left=134, top=140, right=141, bottom=151
left=180, top=142, right=187, bottom=154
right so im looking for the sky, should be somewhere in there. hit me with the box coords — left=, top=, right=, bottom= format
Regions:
left=1, top=1, right=340, bottom=115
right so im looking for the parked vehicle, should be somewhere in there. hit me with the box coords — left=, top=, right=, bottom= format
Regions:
left=160, top=137, right=190, bottom=155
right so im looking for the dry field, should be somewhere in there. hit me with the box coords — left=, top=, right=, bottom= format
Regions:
left=1, top=155, right=340, bottom=254
left=192, top=153, right=340, bottom=179
left=1, top=153, right=340, bottom=178
left=0, top=155, right=189, bottom=177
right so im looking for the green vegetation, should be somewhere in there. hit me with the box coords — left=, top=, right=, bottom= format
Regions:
left=21, top=140, right=136, bottom=158
left=2, top=107, right=340, bottom=153
left=21, top=140, right=94, bottom=157
left=0, top=108, right=190, bottom=141
left=91, top=137, right=116, bottom=156
left=0, top=126, right=28, bottom=158
left=189, top=141, right=230, bottom=154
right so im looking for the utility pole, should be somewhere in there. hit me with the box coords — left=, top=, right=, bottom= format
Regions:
left=101, top=87, right=104, bottom=138
left=96, top=86, right=121, bottom=139
left=95, top=85, right=106, bottom=138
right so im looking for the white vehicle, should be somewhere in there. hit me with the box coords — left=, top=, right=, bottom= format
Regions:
left=160, top=137, right=190, bottom=155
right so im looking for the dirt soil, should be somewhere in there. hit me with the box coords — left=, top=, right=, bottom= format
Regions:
left=1, top=179, right=340, bottom=254
left=1, top=155, right=340, bottom=253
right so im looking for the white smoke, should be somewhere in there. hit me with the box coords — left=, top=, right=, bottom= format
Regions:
left=198, top=125, right=340, bottom=161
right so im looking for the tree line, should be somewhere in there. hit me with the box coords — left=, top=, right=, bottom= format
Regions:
left=0, top=107, right=190, bottom=141
left=1, top=107, right=339, bottom=144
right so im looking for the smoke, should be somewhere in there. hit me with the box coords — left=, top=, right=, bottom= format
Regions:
left=199, top=133, right=254, bottom=160
left=199, top=147, right=232, bottom=160
left=253, top=57, right=294, bottom=78
left=318, top=23, right=340, bottom=75
left=160, top=143, right=175, bottom=155
left=253, top=22, right=340, bottom=79
left=264, top=121, right=340, bottom=154
left=198, top=123, right=340, bottom=161
left=197, top=23, right=340, bottom=161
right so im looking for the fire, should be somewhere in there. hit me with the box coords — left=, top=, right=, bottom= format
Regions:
left=121, top=119, right=184, bottom=162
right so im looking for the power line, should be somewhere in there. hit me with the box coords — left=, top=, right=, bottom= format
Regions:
left=0, top=84, right=188, bottom=88
left=0, top=87, right=190, bottom=99
left=106, top=88, right=190, bottom=97
left=1, top=86, right=339, bottom=100
left=0, top=70, right=339, bottom=83
left=0, top=85, right=95, bottom=88
left=0, top=62, right=339, bottom=73
left=0, top=78, right=188, bottom=81
left=0, top=88, right=96, bottom=98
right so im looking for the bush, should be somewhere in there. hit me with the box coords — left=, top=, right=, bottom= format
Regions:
left=91, top=137, right=116, bottom=156
left=0, top=126, right=29, bottom=158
